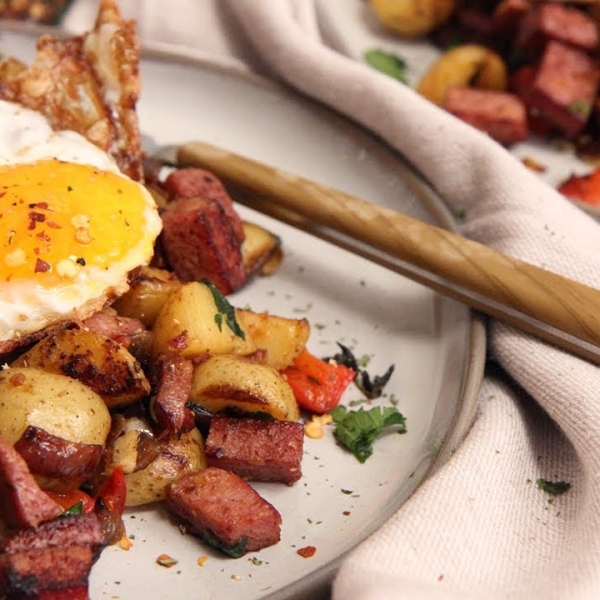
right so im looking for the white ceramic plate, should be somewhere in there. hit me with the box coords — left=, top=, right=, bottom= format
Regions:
left=0, top=27, right=485, bottom=600
left=320, top=0, right=600, bottom=218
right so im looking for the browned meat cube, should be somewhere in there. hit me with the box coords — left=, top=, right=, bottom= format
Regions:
left=163, top=168, right=244, bottom=244
left=443, top=87, right=528, bottom=145
left=528, top=41, right=600, bottom=138
left=455, top=7, right=495, bottom=45
left=1, top=513, right=106, bottom=560
left=160, top=195, right=247, bottom=295
left=0, top=433, right=61, bottom=529
left=151, top=353, right=195, bottom=435
left=515, top=3, right=598, bottom=57
left=14, top=426, right=103, bottom=488
left=36, top=585, right=89, bottom=599
left=167, top=467, right=282, bottom=557
left=205, top=416, right=304, bottom=485
left=493, top=0, right=529, bottom=36
left=0, top=545, right=93, bottom=599
left=509, top=65, right=553, bottom=136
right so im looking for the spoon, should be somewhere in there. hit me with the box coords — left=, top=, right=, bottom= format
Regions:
left=178, top=140, right=600, bottom=366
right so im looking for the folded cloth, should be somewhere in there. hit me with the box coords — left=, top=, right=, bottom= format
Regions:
left=65, top=1, right=600, bottom=598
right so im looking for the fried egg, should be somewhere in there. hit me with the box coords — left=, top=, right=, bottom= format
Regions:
left=0, top=100, right=162, bottom=347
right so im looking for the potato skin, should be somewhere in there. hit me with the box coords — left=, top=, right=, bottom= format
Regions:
left=151, top=282, right=256, bottom=359
left=190, top=354, right=300, bottom=421
left=369, top=0, right=457, bottom=38
left=121, top=428, right=207, bottom=507
left=0, top=367, right=111, bottom=446
left=11, top=328, right=151, bottom=410
left=112, top=266, right=182, bottom=328
left=417, top=44, right=508, bottom=106
left=236, top=309, right=309, bottom=370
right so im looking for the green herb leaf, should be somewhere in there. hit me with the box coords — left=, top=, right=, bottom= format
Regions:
left=59, top=500, right=84, bottom=518
left=329, top=405, right=407, bottom=463
left=536, top=478, right=571, bottom=496
left=204, top=280, right=245, bottom=339
left=364, top=49, right=409, bottom=84
left=203, top=530, right=249, bottom=558
left=568, top=99, right=590, bottom=118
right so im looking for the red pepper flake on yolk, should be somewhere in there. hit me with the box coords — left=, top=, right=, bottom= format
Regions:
left=34, top=258, right=51, bottom=273
left=28, top=211, right=46, bottom=230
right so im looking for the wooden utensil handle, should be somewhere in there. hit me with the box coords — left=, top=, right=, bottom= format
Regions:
left=178, top=140, right=600, bottom=364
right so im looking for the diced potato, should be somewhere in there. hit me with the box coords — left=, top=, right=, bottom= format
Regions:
left=112, top=266, right=182, bottom=328
left=241, top=221, right=282, bottom=278
left=0, top=367, right=111, bottom=446
left=121, top=427, right=207, bottom=507
left=236, top=309, right=309, bottom=370
left=109, top=416, right=156, bottom=475
left=369, top=0, right=457, bottom=38
left=151, top=281, right=256, bottom=359
left=11, top=328, right=151, bottom=410
left=190, top=354, right=299, bottom=421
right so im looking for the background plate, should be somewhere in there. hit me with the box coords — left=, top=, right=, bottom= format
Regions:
left=318, top=0, right=600, bottom=219
left=0, top=28, right=485, bottom=600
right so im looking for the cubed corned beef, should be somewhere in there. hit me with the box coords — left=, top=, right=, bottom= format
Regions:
left=443, top=86, right=528, bottom=145
left=456, top=7, right=496, bottom=46
left=205, top=416, right=304, bottom=485
left=515, top=3, right=599, bottom=59
left=527, top=41, right=600, bottom=139
left=163, top=168, right=244, bottom=244
left=0, top=513, right=106, bottom=560
left=151, top=353, right=195, bottom=435
left=167, top=467, right=282, bottom=557
left=0, top=545, right=93, bottom=599
left=160, top=195, right=247, bottom=295
left=492, top=0, right=529, bottom=37
left=0, top=433, right=61, bottom=530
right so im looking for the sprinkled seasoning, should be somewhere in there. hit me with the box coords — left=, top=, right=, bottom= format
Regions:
left=156, top=554, right=178, bottom=567
left=297, top=546, right=316, bottom=558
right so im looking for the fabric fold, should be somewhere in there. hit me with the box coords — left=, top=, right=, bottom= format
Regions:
left=220, top=1, right=600, bottom=599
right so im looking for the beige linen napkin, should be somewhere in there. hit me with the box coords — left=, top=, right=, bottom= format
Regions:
left=64, top=2, right=600, bottom=598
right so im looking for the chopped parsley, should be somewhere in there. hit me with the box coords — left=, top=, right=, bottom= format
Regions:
left=203, top=530, right=248, bottom=558
left=329, top=405, right=407, bottom=463
left=537, top=478, right=571, bottom=496
left=568, top=99, right=590, bottom=118
left=364, top=49, right=409, bottom=85
left=59, top=501, right=84, bottom=518
left=204, top=280, right=245, bottom=339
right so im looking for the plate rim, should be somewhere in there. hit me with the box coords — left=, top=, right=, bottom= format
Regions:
left=0, top=21, right=487, bottom=598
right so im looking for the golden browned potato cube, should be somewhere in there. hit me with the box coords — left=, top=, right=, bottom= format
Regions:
left=189, top=354, right=299, bottom=421
left=151, top=281, right=256, bottom=359
left=236, top=309, right=309, bottom=370
left=12, top=328, right=151, bottom=410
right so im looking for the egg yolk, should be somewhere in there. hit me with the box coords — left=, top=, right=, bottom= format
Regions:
left=0, top=159, right=151, bottom=288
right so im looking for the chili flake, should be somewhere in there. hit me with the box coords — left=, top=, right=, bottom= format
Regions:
left=297, top=545, right=317, bottom=558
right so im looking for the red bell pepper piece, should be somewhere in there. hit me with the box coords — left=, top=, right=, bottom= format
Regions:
left=95, top=466, right=127, bottom=516
left=558, top=168, right=600, bottom=206
left=282, top=348, right=355, bottom=414
left=45, top=489, right=95, bottom=514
